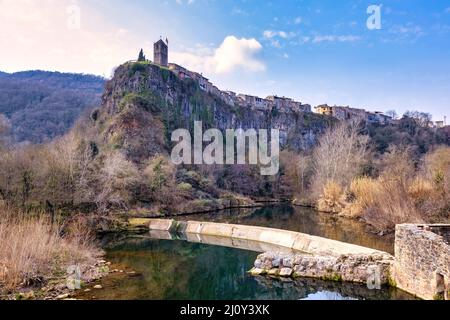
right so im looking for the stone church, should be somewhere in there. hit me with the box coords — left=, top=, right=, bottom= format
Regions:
left=154, top=39, right=168, bottom=67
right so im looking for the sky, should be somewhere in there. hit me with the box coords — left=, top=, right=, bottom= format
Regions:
left=1, top=0, right=449, bottom=121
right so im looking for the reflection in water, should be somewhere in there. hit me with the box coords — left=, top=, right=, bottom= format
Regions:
left=76, top=236, right=415, bottom=300
left=179, top=205, right=394, bottom=253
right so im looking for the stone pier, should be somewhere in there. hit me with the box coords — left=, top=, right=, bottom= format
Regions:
left=251, top=252, right=392, bottom=285
left=392, top=224, right=450, bottom=300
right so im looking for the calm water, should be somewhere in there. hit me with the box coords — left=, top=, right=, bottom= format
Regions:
left=75, top=205, right=415, bottom=300
left=76, top=237, right=413, bottom=300
left=179, top=205, right=394, bottom=253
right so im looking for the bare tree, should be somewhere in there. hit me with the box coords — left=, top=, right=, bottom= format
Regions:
left=0, top=114, right=11, bottom=149
left=385, top=110, right=398, bottom=120
left=143, top=156, right=178, bottom=207
left=311, top=121, right=369, bottom=199
left=404, top=111, right=433, bottom=127
left=95, top=152, right=140, bottom=214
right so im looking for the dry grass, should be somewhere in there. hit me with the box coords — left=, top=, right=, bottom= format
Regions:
left=341, top=146, right=434, bottom=231
left=318, top=176, right=422, bottom=229
left=346, top=177, right=423, bottom=231
left=408, top=177, right=434, bottom=203
left=338, top=177, right=379, bottom=218
left=0, top=208, right=99, bottom=291
left=317, top=181, right=345, bottom=213
left=313, top=144, right=449, bottom=232
left=349, top=177, right=380, bottom=209
left=367, top=178, right=422, bottom=230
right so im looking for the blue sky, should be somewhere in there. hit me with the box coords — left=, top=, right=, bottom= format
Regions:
left=1, top=0, right=449, bottom=120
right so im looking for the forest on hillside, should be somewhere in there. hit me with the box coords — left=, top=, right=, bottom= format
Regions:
left=0, top=71, right=104, bottom=144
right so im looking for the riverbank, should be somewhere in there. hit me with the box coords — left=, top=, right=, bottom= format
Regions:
left=1, top=259, right=111, bottom=300
left=127, top=196, right=283, bottom=219
left=0, top=207, right=110, bottom=300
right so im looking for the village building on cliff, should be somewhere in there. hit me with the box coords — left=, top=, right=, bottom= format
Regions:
left=149, top=39, right=391, bottom=123
left=315, top=104, right=393, bottom=125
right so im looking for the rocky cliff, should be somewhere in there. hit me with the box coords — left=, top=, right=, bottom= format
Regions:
left=88, top=61, right=337, bottom=202
left=96, top=61, right=334, bottom=164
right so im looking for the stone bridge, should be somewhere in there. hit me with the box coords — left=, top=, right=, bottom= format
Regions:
left=146, top=219, right=450, bottom=300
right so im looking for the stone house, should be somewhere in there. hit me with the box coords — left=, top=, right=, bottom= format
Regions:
left=315, top=104, right=370, bottom=122
left=366, top=111, right=393, bottom=125
left=237, top=94, right=271, bottom=110
left=189, top=72, right=212, bottom=93
left=315, top=104, right=334, bottom=117
left=266, top=96, right=310, bottom=113
left=168, top=63, right=191, bottom=80
left=435, top=121, right=445, bottom=128
left=169, top=63, right=215, bottom=94
left=221, top=91, right=238, bottom=106
left=211, top=85, right=221, bottom=97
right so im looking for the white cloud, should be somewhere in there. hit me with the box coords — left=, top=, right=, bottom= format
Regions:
left=388, top=24, right=426, bottom=42
left=294, top=17, right=302, bottom=25
left=446, top=7, right=450, bottom=13
left=231, top=7, right=248, bottom=16
left=0, top=0, right=145, bottom=76
left=263, top=30, right=297, bottom=48
left=263, top=30, right=277, bottom=39
left=263, top=30, right=295, bottom=39
left=176, top=0, right=195, bottom=5
left=172, top=36, right=265, bottom=74
left=390, top=25, right=423, bottom=35
left=301, top=36, right=311, bottom=43
left=312, top=35, right=361, bottom=43
left=270, top=40, right=281, bottom=48
left=0, top=1, right=262, bottom=77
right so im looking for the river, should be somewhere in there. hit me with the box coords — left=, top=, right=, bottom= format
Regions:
left=75, top=205, right=416, bottom=300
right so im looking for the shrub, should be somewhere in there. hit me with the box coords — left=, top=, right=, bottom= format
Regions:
left=311, top=121, right=369, bottom=200
left=349, top=177, right=380, bottom=209
left=341, top=177, right=380, bottom=218
left=317, top=181, right=345, bottom=213
left=0, top=208, right=99, bottom=291
left=424, top=146, right=450, bottom=189
left=129, top=61, right=150, bottom=75
left=144, top=156, right=180, bottom=210
left=177, top=182, right=193, bottom=192
left=408, top=177, right=434, bottom=203
left=362, top=178, right=422, bottom=231
left=95, top=151, right=140, bottom=213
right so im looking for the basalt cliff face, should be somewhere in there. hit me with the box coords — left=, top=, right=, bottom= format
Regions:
left=96, top=61, right=333, bottom=164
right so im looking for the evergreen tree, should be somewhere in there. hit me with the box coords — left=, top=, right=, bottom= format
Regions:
left=138, top=49, right=146, bottom=62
